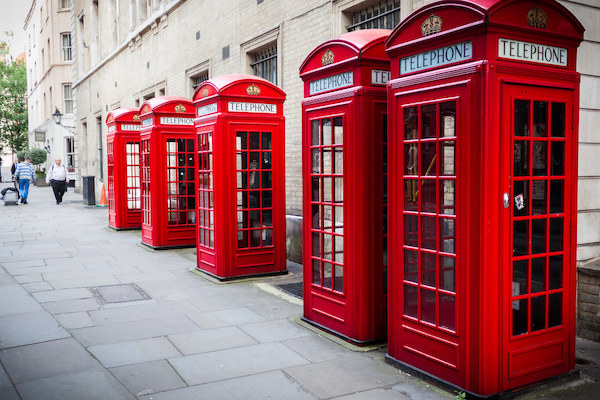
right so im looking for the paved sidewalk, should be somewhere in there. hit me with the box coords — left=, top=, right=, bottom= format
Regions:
left=0, top=182, right=599, bottom=399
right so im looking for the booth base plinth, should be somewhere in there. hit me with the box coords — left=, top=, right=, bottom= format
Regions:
left=108, top=225, right=141, bottom=231
left=192, top=267, right=288, bottom=282
left=139, top=241, right=196, bottom=251
left=300, top=316, right=386, bottom=348
left=385, top=354, right=581, bottom=399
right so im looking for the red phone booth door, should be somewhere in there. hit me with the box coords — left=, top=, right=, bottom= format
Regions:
left=503, top=84, right=575, bottom=389
left=394, top=83, right=465, bottom=384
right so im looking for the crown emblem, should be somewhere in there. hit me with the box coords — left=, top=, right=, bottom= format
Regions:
left=107, top=115, right=114, bottom=124
left=133, top=114, right=140, bottom=121
left=527, top=7, right=547, bottom=29
left=246, top=84, right=261, bottom=96
left=141, top=105, right=150, bottom=114
left=321, top=49, right=334, bottom=66
left=174, top=104, right=186, bottom=113
left=421, top=14, right=442, bottom=36
left=201, top=88, right=209, bottom=98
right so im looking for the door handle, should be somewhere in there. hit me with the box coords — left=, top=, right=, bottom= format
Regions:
left=503, top=192, right=510, bottom=208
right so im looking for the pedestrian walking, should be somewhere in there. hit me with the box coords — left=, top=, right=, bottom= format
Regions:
left=11, top=158, right=18, bottom=183
left=46, top=158, right=70, bottom=204
left=14, top=157, right=35, bottom=204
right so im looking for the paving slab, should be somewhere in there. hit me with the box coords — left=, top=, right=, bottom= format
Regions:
left=0, top=338, right=100, bottom=384
left=109, top=360, right=186, bottom=396
left=0, top=311, right=70, bottom=349
left=282, top=336, right=350, bottom=363
left=168, top=326, right=259, bottom=355
left=169, top=342, right=309, bottom=385
left=88, top=337, right=181, bottom=368
left=284, top=354, right=401, bottom=399
left=0, top=386, right=20, bottom=400
left=21, top=281, right=54, bottom=292
left=31, top=287, right=93, bottom=303
left=332, top=387, right=412, bottom=399
left=240, top=318, right=312, bottom=343
left=212, top=306, right=267, bottom=325
left=0, top=284, right=44, bottom=317
left=54, top=311, right=95, bottom=329
left=71, top=315, right=200, bottom=347
left=87, top=301, right=200, bottom=326
left=16, top=368, right=134, bottom=400
left=139, top=370, right=317, bottom=400
left=41, top=297, right=101, bottom=314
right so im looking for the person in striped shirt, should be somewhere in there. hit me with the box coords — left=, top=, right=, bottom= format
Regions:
left=14, top=157, right=36, bottom=204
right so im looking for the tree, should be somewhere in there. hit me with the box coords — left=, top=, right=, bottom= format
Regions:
left=0, top=58, right=28, bottom=152
left=28, top=148, right=47, bottom=168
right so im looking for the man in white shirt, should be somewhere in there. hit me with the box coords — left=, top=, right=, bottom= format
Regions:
left=46, top=158, right=70, bottom=204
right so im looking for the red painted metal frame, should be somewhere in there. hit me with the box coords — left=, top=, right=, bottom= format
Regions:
left=385, top=0, right=583, bottom=396
left=300, top=30, right=391, bottom=344
left=106, top=108, right=141, bottom=230
left=192, top=74, right=287, bottom=280
left=139, top=97, right=196, bottom=249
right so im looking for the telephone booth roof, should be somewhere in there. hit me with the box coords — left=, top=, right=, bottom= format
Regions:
left=139, top=96, right=194, bottom=117
left=106, top=107, right=139, bottom=125
left=299, top=29, right=391, bottom=78
left=192, top=74, right=285, bottom=103
left=386, top=0, right=584, bottom=70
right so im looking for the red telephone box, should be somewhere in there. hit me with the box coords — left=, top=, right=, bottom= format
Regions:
left=385, top=0, right=583, bottom=396
left=299, top=30, right=391, bottom=344
left=139, top=97, right=196, bottom=249
left=192, top=74, right=287, bottom=279
left=106, top=108, right=142, bottom=230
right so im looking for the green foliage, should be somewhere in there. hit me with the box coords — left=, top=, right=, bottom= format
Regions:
left=454, top=390, right=467, bottom=400
left=16, top=149, right=27, bottom=162
left=0, top=59, right=28, bottom=152
left=28, top=148, right=47, bottom=166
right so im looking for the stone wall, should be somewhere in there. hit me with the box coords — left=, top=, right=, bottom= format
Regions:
left=578, top=259, right=600, bottom=341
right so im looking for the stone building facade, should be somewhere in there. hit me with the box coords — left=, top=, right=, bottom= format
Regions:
left=25, top=0, right=75, bottom=175
left=68, top=0, right=600, bottom=331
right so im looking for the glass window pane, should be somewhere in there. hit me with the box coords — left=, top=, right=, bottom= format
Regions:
left=421, top=216, right=436, bottom=250
left=311, top=149, right=320, bottom=173
left=533, top=101, right=548, bottom=137
left=312, top=233, right=321, bottom=257
left=440, top=141, right=455, bottom=175
left=322, top=205, right=332, bottom=229
left=404, top=144, right=418, bottom=175
left=334, top=264, right=343, bottom=293
left=513, top=260, right=528, bottom=296
left=323, top=119, right=332, bottom=146
left=440, top=218, right=455, bottom=254
left=532, top=181, right=547, bottom=215
left=440, top=180, right=455, bottom=215
left=262, top=191, right=272, bottom=208
left=421, top=180, right=436, bottom=213
left=323, top=177, right=332, bottom=202
left=548, top=293, right=562, bottom=327
left=311, top=178, right=320, bottom=202
left=531, top=295, right=546, bottom=332
left=334, top=235, right=343, bottom=263
left=421, top=252, right=436, bottom=288
left=323, top=262, right=332, bottom=289
left=440, top=101, right=456, bottom=137
left=334, top=206, right=343, bottom=235
left=549, top=255, right=563, bottom=290
left=514, top=141, right=529, bottom=176
left=531, top=257, right=546, bottom=293
left=404, top=179, right=418, bottom=211
left=421, top=104, right=437, bottom=138
left=312, top=260, right=321, bottom=284
left=549, top=218, right=563, bottom=252
left=322, top=149, right=331, bottom=175
left=323, top=234, right=332, bottom=260
left=312, top=205, right=320, bottom=229
left=551, top=141, right=564, bottom=176
left=421, top=142, right=436, bottom=176
left=439, top=293, right=456, bottom=331
left=262, top=132, right=272, bottom=149
left=404, top=250, right=418, bottom=282
left=514, top=100, right=530, bottom=137
left=263, top=210, right=273, bottom=227
left=404, top=107, right=418, bottom=140
left=333, top=117, right=343, bottom=144
left=532, top=142, right=547, bottom=176
left=251, top=229, right=261, bottom=247
left=513, top=298, right=529, bottom=336
left=404, top=285, right=418, bottom=318
left=421, top=289, right=436, bottom=324
left=440, top=256, right=455, bottom=292
left=404, top=214, right=418, bottom=247
left=238, top=231, right=248, bottom=248
left=262, top=152, right=272, bottom=169
left=514, top=180, right=529, bottom=217
left=263, top=229, right=273, bottom=246
left=532, top=219, right=547, bottom=254
left=334, top=177, right=343, bottom=203
left=551, top=103, right=566, bottom=138
left=550, top=180, right=564, bottom=214
left=311, top=120, right=320, bottom=145
left=262, top=171, right=272, bottom=188
left=334, top=149, right=343, bottom=174
left=249, top=132, right=260, bottom=149
left=513, top=220, right=529, bottom=256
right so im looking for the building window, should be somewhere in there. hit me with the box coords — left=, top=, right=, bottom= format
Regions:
left=61, top=33, right=72, bottom=61
left=250, top=45, right=277, bottom=85
left=65, top=137, right=75, bottom=170
left=347, top=0, right=401, bottom=32
left=192, top=71, right=209, bottom=91
left=63, top=84, right=73, bottom=114
left=60, top=0, right=70, bottom=10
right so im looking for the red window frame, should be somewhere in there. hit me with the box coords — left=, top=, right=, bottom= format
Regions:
left=125, top=141, right=141, bottom=210
left=165, top=138, right=196, bottom=226
left=197, top=130, right=215, bottom=248
left=107, top=141, right=115, bottom=211
left=141, top=138, right=151, bottom=225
